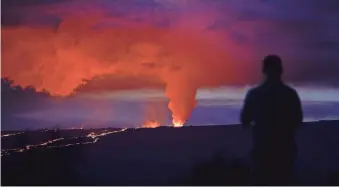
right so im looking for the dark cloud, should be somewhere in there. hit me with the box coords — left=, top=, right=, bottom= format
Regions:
left=1, top=78, right=52, bottom=112
left=1, top=78, right=53, bottom=129
left=232, top=0, right=339, bottom=86
left=75, top=75, right=165, bottom=93
left=1, top=0, right=63, bottom=7
left=1, top=0, right=63, bottom=26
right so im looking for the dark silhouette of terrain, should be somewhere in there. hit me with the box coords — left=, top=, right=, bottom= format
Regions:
left=1, top=120, right=339, bottom=185
left=2, top=147, right=84, bottom=185
left=241, top=55, right=303, bottom=185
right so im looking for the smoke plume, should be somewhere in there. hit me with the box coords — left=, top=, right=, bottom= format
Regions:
left=2, top=0, right=339, bottom=126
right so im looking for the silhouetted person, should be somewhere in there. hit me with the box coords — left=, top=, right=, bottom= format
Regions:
left=240, top=55, right=303, bottom=185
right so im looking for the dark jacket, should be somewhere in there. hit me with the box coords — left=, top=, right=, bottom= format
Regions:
left=241, top=80, right=303, bottom=153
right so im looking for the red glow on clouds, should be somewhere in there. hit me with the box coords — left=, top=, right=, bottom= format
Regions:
left=1, top=1, right=280, bottom=125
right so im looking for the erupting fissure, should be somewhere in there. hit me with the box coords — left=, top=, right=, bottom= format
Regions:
left=172, top=119, right=185, bottom=128
left=142, top=120, right=160, bottom=128
left=2, top=3, right=249, bottom=128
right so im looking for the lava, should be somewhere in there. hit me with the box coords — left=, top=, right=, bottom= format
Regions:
left=1, top=2, right=250, bottom=126
left=1, top=128, right=128, bottom=156
left=142, top=120, right=161, bottom=128
left=172, top=119, right=184, bottom=128
left=1, top=132, right=24, bottom=138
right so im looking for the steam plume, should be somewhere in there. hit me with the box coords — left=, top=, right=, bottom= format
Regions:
left=2, top=0, right=339, bottom=126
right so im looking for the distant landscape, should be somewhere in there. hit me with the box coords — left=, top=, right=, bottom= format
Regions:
left=2, top=0, right=339, bottom=185
left=2, top=120, right=339, bottom=185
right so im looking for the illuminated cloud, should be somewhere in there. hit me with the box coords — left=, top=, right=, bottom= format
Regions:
left=2, top=0, right=339, bottom=124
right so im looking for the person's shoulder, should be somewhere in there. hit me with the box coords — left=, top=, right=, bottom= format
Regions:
left=245, top=84, right=261, bottom=97
left=282, top=84, right=300, bottom=98
left=282, top=84, right=298, bottom=94
left=250, top=83, right=266, bottom=92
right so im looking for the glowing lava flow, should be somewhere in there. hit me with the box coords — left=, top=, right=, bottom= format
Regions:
left=1, top=128, right=128, bottom=156
left=172, top=120, right=184, bottom=128
left=86, top=128, right=128, bottom=142
left=25, top=138, right=65, bottom=150
left=142, top=120, right=161, bottom=128
left=1, top=132, right=24, bottom=138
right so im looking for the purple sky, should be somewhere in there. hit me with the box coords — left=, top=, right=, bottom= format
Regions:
left=2, top=0, right=339, bottom=89
left=1, top=0, right=339, bottom=130
left=2, top=81, right=339, bottom=130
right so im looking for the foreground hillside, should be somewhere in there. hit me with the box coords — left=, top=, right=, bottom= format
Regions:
left=2, top=120, right=339, bottom=185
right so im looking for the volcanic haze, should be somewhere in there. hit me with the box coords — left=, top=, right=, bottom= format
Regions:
left=2, top=0, right=339, bottom=125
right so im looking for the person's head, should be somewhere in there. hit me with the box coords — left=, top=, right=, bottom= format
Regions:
left=262, top=55, right=283, bottom=80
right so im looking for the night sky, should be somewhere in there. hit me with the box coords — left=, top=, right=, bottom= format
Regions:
left=1, top=0, right=339, bottom=130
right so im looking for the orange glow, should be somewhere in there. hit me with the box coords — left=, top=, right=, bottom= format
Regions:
left=2, top=8, right=257, bottom=125
left=172, top=119, right=184, bottom=128
left=2, top=128, right=128, bottom=156
left=142, top=120, right=161, bottom=128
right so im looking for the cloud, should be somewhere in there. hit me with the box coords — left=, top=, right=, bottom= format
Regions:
left=75, top=75, right=165, bottom=93
left=2, top=0, right=339, bottom=124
